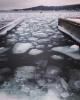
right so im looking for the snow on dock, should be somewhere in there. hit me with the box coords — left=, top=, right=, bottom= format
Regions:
left=58, top=18, right=80, bottom=44
left=0, top=17, right=25, bottom=37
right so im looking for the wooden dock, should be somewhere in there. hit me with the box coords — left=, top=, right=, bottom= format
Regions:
left=54, top=18, right=80, bottom=60
left=58, top=18, right=80, bottom=45
left=0, top=17, right=25, bottom=44
left=0, top=17, right=25, bottom=37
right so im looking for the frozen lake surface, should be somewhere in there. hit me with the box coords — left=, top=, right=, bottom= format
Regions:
left=0, top=11, right=80, bottom=100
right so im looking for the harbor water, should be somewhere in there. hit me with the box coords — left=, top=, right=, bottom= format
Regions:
left=0, top=11, right=80, bottom=100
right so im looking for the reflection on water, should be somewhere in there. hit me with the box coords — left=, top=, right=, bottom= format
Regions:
left=0, top=11, right=80, bottom=100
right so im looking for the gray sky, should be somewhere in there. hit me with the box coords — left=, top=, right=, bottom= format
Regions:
left=0, top=0, right=80, bottom=10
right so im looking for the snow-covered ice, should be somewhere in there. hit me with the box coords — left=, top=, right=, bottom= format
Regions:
left=15, top=66, right=35, bottom=81
left=29, top=49, right=43, bottom=55
left=51, top=55, right=63, bottom=60
left=13, top=43, right=32, bottom=54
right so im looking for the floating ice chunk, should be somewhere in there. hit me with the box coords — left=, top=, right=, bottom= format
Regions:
left=48, top=45, right=53, bottom=48
left=7, top=38, right=17, bottom=44
left=60, top=78, right=68, bottom=91
left=37, top=39, right=49, bottom=44
left=17, top=27, right=24, bottom=32
left=0, top=93, right=19, bottom=100
left=61, top=92, right=69, bottom=98
left=37, top=79, right=46, bottom=86
left=69, top=80, right=80, bottom=91
left=51, top=46, right=80, bottom=60
left=0, top=47, right=9, bottom=54
left=29, top=49, right=43, bottom=55
left=36, top=45, right=45, bottom=49
left=13, top=43, right=32, bottom=54
left=45, top=66, right=60, bottom=79
left=70, top=45, right=79, bottom=50
left=42, top=90, right=60, bottom=100
left=74, top=81, right=80, bottom=89
left=69, top=69, right=80, bottom=91
left=28, top=37, right=38, bottom=42
left=35, top=59, right=48, bottom=67
left=33, top=32, right=48, bottom=38
left=51, top=55, right=63, bottom=60
left=15, top=66, right=35, bottom=81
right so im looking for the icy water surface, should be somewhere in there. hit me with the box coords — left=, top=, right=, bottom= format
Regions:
left=0, top=11, right=80, bottom=100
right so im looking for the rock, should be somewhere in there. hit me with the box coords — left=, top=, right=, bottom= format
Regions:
left=13, top=43, right=32, bottom=54
left=29, top=49, right=43, bottom=55
left=51, top=55, right=63, bottom=60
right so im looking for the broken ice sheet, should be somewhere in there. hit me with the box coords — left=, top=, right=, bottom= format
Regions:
left=13, top=43, right=32, bottom=54
left=15, top=66, right=36, bottom=81
left=29, top=49, right=43, bottom=55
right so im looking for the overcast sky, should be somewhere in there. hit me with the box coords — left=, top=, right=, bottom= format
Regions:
left=0, top=0, right=80, bottom=10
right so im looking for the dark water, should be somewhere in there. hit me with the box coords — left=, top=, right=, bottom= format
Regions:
left=0, top=11, right=80, bottom=100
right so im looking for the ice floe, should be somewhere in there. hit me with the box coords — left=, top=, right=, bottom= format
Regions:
left=61, top=92, right=69, bottom=98
left=33, top=32, right=48, bottom=38
left=28, top=37, right=38, bottom=42
left=15, top=66, right=35, bottom=81
left=36, top=45, right=45, bottom=49
left=70, top=45, right=79, bottom=50
left=51, top=55, right=63, bottom=60
left=0, top=47, right=9, bottom=54
left=45, top=66, right=60, bottom=79
left=42, top=90, right=60, bottom=100
left=13, top=43, right=32, bottom=54
left=37, top=39, right=49, bottom=44
left=29, top=49, right=43, bottom=55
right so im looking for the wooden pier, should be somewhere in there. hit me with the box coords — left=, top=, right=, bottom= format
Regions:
left=0, top=17, right=25, bottom=37
left=58, top=18, right=80, bottom=45
left=0, top=17, right=25, bottom=44
left=54, top=18, right=80, bottom=60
